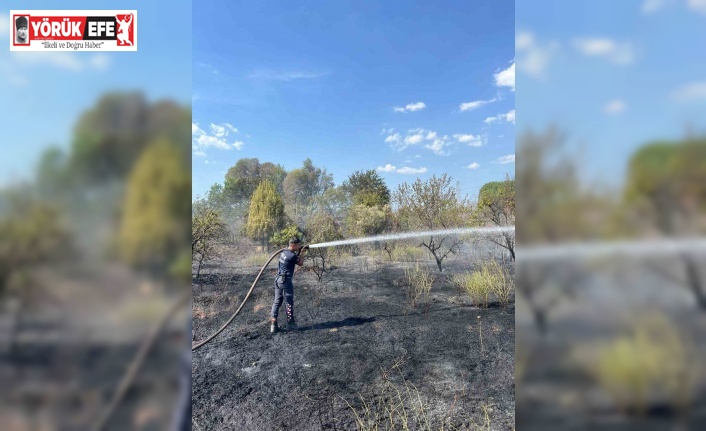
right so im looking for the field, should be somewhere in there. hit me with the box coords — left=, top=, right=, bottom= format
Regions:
left=192, top=243, right=515, bottom=430
left=516, top=255, right=706, bottom=430
left=0, top=264, right=189, bottom=431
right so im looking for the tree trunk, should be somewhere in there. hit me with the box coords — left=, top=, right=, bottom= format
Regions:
left=435, top=256, right=443, bottom=272
left=682, top=252, right=706, bottom=310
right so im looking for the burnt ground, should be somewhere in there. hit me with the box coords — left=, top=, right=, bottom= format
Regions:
left=515, top=257, right=706, bottom=430
left=0, top=264, right=190, bottom=431
left=192, top=251, right=515, bottom=431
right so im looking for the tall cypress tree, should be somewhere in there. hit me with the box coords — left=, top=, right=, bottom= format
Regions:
left=245, top=180, right=286, bottom=251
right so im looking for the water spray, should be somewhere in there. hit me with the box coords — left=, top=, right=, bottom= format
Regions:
left=308, top=226, right=515, bottom=249
left=520, top=236, right=706, bottom=261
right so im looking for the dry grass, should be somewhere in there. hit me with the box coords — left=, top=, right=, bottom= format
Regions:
left=571, top=313, right=697, bottom=416
left=242, top=251, right=273, bottom=268
left=344, top=364, right=494, bottom=431
left=451, top=260, right=512, bottom=308
left=403, top=264, right=434, bottom=310
left=392, top=245, right=427, bottom=263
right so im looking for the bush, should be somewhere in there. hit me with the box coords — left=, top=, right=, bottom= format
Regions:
left=451, top=260, right=512, bottom=308
left=404, top=264, right=434, bottom=309
left=574, top=314, right=696, bottom=415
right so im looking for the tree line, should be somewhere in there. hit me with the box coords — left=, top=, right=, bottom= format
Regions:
left=193, top=158, right=516, bottom=272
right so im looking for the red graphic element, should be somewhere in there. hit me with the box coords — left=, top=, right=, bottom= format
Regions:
left=115, top=13, right=134, bottom=46
left=14, top=15, right=89, bottom=43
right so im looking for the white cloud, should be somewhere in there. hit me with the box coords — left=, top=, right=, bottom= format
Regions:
left=484, top=110, right=515, bottom=124
left=385, top=133, right=401, bottom=144
left=406, top=102, right=426, bottom=111
left=688, top=0, right=706, bottom=14
left=604, top=99, right=627, bottom=114
left=405, top=133, right=425, bottom=146
left=384, top=128, right=454, bottom=155
left=497, top=154, right=515, bottom=164
left=671, top=81, right=706, bottom=102
left=248, top=69, right=327, bottom=81
left=453, top=134, right=484, bottom=147
left=414, top=154, right=421, bottom=158
left=377, top=164, right=397, bottom=172
left=506, top=109, right=516, bottom=123
left=209, top=123, right=237, bottom=137
left=192, top=121, right=244, bottom=155
left=459, top=98, right=497, bottom=111
left=425, top=138, right=450, bottom=155
left=516, top=31, right=560, bottom=79
left=572, top=38, right=634, bottom=65
left=466, top=162, right=480, bottom=170
left=393, top=101, right=427, bottom=113
left=494, top=62, right=515, bottom=91
left=376, top=164, right=427, bottom=174
left=397, top=167, right=428, bottom=174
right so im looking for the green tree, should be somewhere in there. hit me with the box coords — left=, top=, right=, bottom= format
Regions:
left=624, top=138, right=706, bottom=309
left=117, top=138, right=191, bottom=273
left=224, top=158, right=287, bottom=201
left=192, top=203, right=227, bottom=283
left=476, top=177, right=516, bottom=260
left=342, top=170, right=391, bottom=207
left=0, top=197, right=71, bottom=296
left=68, top=92, right=190, bottom=184
left=306, top=211, right=344, bottom=281
left=346, top=204, right=393, bottom=238
left=311, top=186, right=352, bottom=232
left=246, top=180, right=287, bottom=251
left=625, top=139, right=706, bottom=235
left=394, top=174, right=472, bottom=271
left=270, top=225, right=305, bottom=248
left=283, top=158, right=334, bottom=225
left=516, top=127, right=603, bottom=243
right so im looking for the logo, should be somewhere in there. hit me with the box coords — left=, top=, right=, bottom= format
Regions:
left=10, top=10, right=137, bottom=51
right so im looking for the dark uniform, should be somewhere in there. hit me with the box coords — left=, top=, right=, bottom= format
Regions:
left=271, top=249, right=300, bottom=324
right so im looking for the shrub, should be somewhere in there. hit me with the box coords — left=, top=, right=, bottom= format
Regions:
left=574, top=313, right=696, bottom=415
left=451, top=260, right=512, bottom=308
left=404, top=264, right=434, bottom=309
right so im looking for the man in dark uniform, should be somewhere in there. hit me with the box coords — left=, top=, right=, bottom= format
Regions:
left=270, top=237, right=307, bottom=333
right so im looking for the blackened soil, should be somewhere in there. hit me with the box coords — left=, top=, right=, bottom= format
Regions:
left=0, top=336, right=184, bottom=431
left=192, top=257, right=515, bottom=430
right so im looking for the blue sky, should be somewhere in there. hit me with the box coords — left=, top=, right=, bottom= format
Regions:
left=517, top=0, right=706, bottom=188
left=192, top=0, right=515, bottom=201
left=0, top=1, right=191, bottom=186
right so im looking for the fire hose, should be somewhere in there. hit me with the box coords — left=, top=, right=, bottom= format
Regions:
left=192, top=247, right=287, bottom=351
